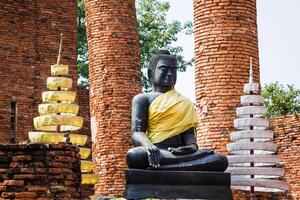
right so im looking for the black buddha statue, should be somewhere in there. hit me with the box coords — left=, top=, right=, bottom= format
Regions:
left=126, top=50, right=228, bottom=171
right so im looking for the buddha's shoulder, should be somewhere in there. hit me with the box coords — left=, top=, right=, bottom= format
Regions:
left=132, top=92, right=159, bottom=105
left=132, top=93, right=151, bottom=104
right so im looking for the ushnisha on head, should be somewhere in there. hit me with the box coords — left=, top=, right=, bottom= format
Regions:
left=147, top=50, right=178, bottom=90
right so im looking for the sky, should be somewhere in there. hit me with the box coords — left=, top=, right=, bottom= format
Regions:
left=166, top=0, right=300, bottom=101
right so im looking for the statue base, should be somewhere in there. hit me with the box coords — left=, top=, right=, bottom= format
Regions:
left=125, top=169, right=233, bottom=200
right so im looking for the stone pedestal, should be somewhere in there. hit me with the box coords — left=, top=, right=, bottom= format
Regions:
left=125, top=169, right=233, bottom=199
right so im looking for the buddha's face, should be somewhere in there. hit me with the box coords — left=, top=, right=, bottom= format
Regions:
left=152, top=59, right=177, bottom=88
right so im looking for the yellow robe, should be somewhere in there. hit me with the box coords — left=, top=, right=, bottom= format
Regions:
left=146, top=89, right=198, bottom=144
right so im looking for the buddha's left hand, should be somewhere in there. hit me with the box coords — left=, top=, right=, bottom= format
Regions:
left=168, top=145, right=197, bottom=155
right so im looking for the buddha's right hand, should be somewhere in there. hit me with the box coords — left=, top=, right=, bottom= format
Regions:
left=145, top=144, right=160, bottom=168
left=168, top=145, right=197, bottom=155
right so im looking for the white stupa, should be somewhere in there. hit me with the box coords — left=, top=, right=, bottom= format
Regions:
left=28, top=34, right=98, bottom=185
left=226, top=58, right=288, bottom=194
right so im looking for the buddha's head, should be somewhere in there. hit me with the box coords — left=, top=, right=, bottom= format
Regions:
left=148, top=50, right=177, bottom=90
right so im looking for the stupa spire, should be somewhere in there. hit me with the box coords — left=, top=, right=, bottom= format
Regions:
left=57, top=33, right=63, bottom=65
left=249, top=57, right=253, bottom=84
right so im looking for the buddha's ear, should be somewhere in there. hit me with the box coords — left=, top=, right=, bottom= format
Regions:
left=147, top=68, right=153, bottom=87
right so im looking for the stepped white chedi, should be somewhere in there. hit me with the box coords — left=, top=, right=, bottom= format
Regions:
left=226, top=58, right=288, bottom=194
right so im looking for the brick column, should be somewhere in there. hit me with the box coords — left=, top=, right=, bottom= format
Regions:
left=85, top=0, right=141, bottom=196
left=193, top=0, right=260, bottom=153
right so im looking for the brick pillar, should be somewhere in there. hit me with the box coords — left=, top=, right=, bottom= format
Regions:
left=85, top=0, right=141, bottom=196
left=193, top=0, right=260, bottom=153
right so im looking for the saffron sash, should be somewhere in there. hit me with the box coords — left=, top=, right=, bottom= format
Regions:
left=146, top=89, right=198, bottom=143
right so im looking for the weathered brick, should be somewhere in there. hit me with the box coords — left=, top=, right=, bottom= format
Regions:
left=28, top=186, right=48, bottom=192
left=48, top=168, right=62, bottom=174
left=14, top=174, right=35, bottom=179
left=61, top=168, right=73, bottom=174
left=10, top=162, right=24, bottom=168
left=34, top=168, right=47, bottom=173
left=1, top=192, right=14, bottom=198
left=14, top=198, right=36, bottom=200
left=0, top=186, right=7, bottom=191
left=15, top=192, right=36, bottom=198
left=20, top=168, right=34, bottom=174
left=3, top=180, right=24, bottom=186
left=13, top=155, right=32, bottom=162
left=48, top=162, right=64, bottom=168
left=65, top=174, right=75, bottom=181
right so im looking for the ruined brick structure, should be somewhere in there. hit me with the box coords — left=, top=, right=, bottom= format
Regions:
left=0, top=143, right=81, bottom=199
left=0, top=0, right=78, bottom=143
left=271, top=114, right=300, bottom=200
left=0, top=1, right=92, bottom=198
left=193, top=0, right=260, bottom=154
left=85, top=0, right=141, bottom=196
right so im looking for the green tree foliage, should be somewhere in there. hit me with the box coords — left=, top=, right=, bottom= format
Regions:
left=261, top=82, right=300, bottom=119
left=136, top=0, right=193, bottom=90
left=77, top=0, right=89, bottom=87
left=76, top=0, right=193, bottom=89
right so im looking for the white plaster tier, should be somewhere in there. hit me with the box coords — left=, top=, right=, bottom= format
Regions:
left=33, top=115, right=83, bottom=131
left=28, top=131, right=65, bottom=143
left=38, top=103, right=79, bottom=115
left=227, top=155, right=280, bottom=165
left=81, top=160, right=94, bottom=173
left=227, top=167, right=284, bottom=176
left=51, top=64, right=69, bottom=76
left=230, top=130, right=274, bottom=142
left=234, top=118, right=269, bottom=130
left=243, top=83, right=260, bottom=94
left=240, top=95, right=263, bottom=106
left=231, top=186, right=286, bottom=193
left=79, top=147, right=91, bottom=159
left=236, top=106, right=265, bottom=118
left=47, top=77, right=73, bottom=90
left=227, top=142, right=278, bottom=154
left=42, top=91, right=76, bottom=103
left=81, top=174, right=98, bottom=184
left=231, top=178, right=289, bottom=191
left=69, top=134, right=88, bottom=146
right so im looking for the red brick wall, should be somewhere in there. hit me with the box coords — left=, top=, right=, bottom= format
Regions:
left=0, top=143, right=81, bottom=199
left=0, top=0, right=78, bottom=143
left=193, top=0, right=260, bottom=154
left=85, top=0, right=141, bottom=196
left=270, top=114, right=300, bottom=200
